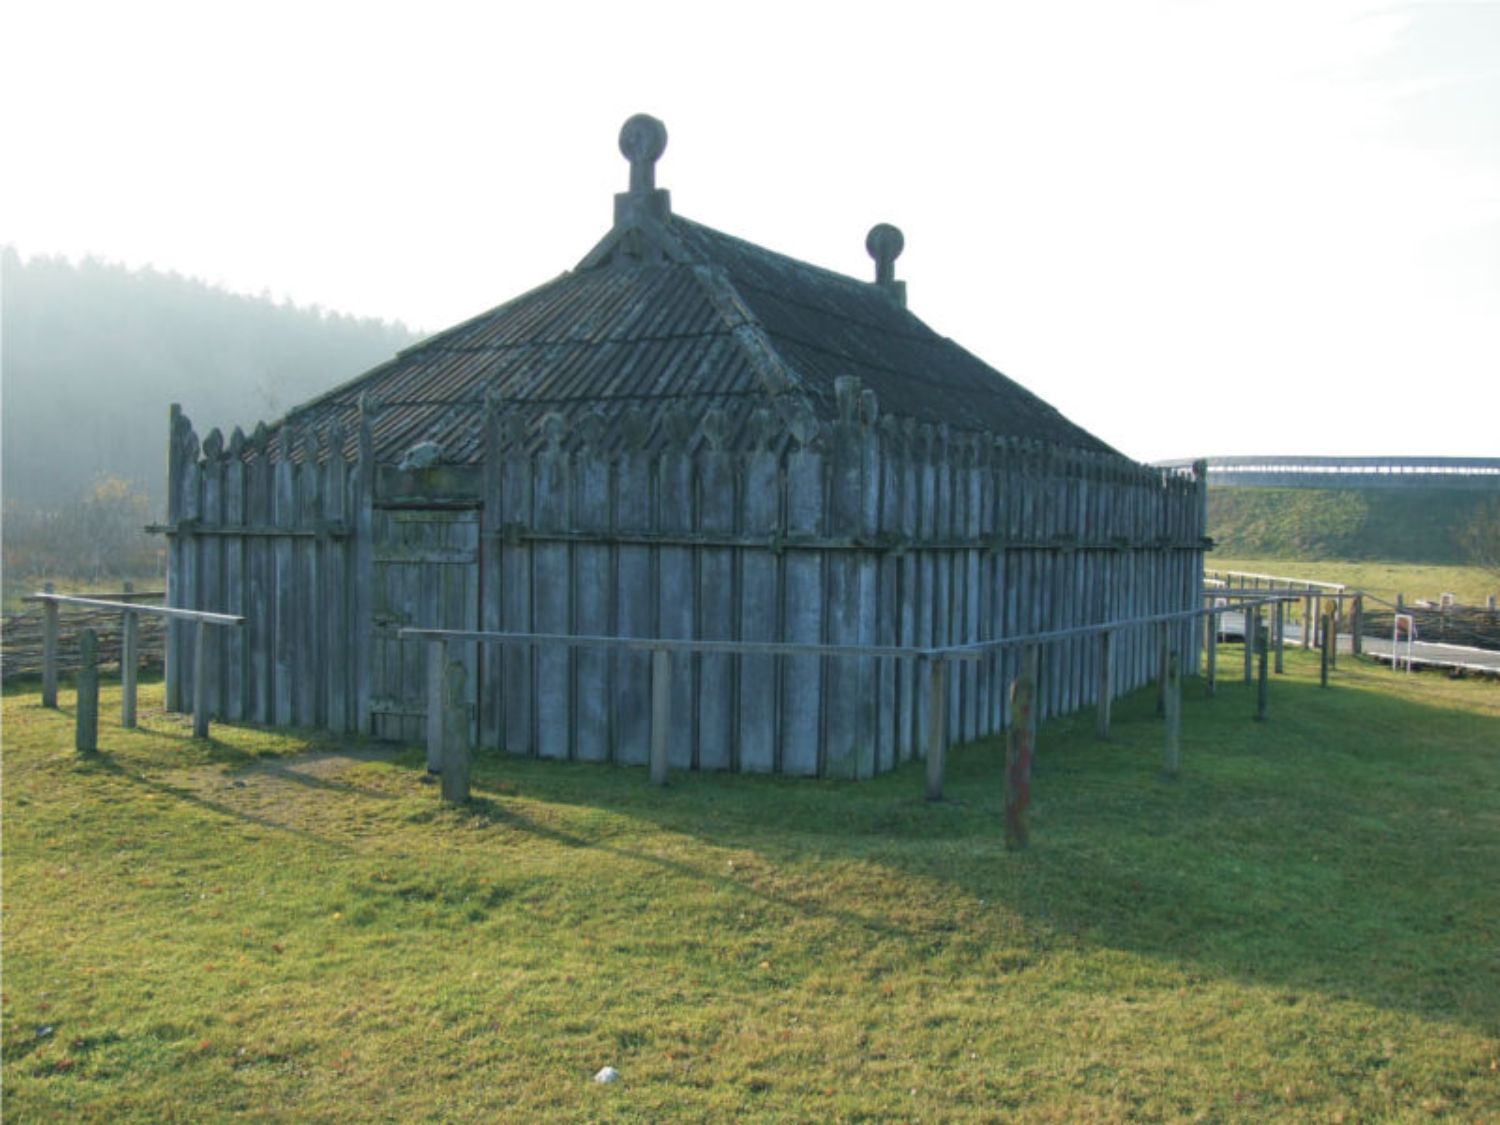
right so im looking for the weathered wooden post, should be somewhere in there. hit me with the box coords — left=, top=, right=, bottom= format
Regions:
left=192, top=619, right=211, bottom=739
left=76, top=628, right=99, bottom=754
left=426, top=638, right=446, bottom=772
left=1205, top=606, right=1218, bottom=697
left=440, top=660, right=471, bottom=804
left=1320, top=612, right=1332, bottom=688
left=1243, top=599, right=1255, bottom=684
left=1352, top=594, right=1364, bottom=656
left=1163, top=651, right=1181, bottom=777
left=1330, top=596, right=1340, bottom=670
left=41, top=581, right=59, bottom=708
left=1302, top=594, right=1313, bottom=649
left=1006, top=647, right=1038, bottom=848
left=1255, top=608, right=1269, bottom=722
left=1094, top=630, right=1113, bottom=740
left=1274, top=598, right=1285, bottom=675
left=121, top=581, right=139, bottom=729
left=925, top=656, right=947, bottom=801
left=650, top=647, right=671, bottom=787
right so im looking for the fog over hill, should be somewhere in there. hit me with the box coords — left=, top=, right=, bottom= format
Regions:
left=1, top=247, right=420, bottom=508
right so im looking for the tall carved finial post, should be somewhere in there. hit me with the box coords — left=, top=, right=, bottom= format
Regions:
left=615, top=113, right=671, bottom=226
left=866, top=223, right=907, bottom=307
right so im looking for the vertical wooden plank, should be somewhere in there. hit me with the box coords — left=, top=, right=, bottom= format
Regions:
left=199, top=436, right=224, bottom=723
left=178, top=444, right=203, bottom=713
left=76, top=628, right=99, bottom=755
left=165, top=405, right=187, bottom=711
left=272, top=426, right=296, bottom=728
left=224, top=433, right=247, bottom=722
left=961, top=437, right=983, bottom=741
left=324, top=421, right=349, bottom=733
left=533, top=419, right=571, bottom=760
left=912, top=426, right=936, bottom=762
left=478, top=390, right=506, bottom=750
left=656, top=410, right=696, bottom=770
left=824, top=380, right=871, bottom=780
left=295, top=429, right=321, bottom=727
left=573, top=433, right=613, bottom=764
left=500, top=422, right=535, bottom=756
left=613, top=431, right=652, bottom=766
left=737, top=431, right=780, bottom=773
left=696, top=421, right=735, bottom=772
left=781, top=431, right=825, bottom=777
left=353, top=396, right=379, bottom=734
left=650, top=647, right=671, bottom=786
left=875, top=418, right=903, bottom=772
left=247, top=442, right=272, bottom=724
left=896, top=424, right=920, bottom=760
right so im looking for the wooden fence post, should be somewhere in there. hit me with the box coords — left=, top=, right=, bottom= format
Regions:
left=1094, top=630, right=1113, bottom=740
left=441, top=660, right=471, bottom=804
left=426, top=639, right=445, bottom=772
left=1006, top=647, right=1037, bottom=848
left=1206, top=606, right=1217, bottom=697
left=1255, top=608, right=1269, bottom=722
left=1163, top=651, right=1180, bottom=777
left=1243, top=601, right=1255, bottom=684
left=1320, top=613, right=1332, bottom=688
left=121, top=581, right=139, bottom=729
left=192, top=619, right=210, bottom=739
left=925, top=657, right=947, bottom=801
left=1302, top=594, right=1313, bottom=649
left=1352, top=594, right=1364, bottom=656
left=1274, top=599, right=1285, bottom=675
left=41, top=581, right=58, bottom=708
left=76, top=628, right=99, bottom=754
left=650, top=647, right=671, bottom=787
left=1330, top=597, right=1340, bottom=669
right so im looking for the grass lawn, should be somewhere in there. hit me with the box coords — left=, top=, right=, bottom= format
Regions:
left=3, top=655, right=1499, bottom=1121
left=1207, top=557, right=1498, bottom=609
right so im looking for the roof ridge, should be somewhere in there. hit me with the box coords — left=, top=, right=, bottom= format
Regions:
left=687, top=261, right=812, bottom=405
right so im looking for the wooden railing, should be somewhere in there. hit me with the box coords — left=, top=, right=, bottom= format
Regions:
left=402, top=594, right=1297, bottom=847
left=26, top=587, right=243, bottom=745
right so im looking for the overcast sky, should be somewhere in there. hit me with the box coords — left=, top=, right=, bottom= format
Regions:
left=5, top=0, right=1496, bottom=462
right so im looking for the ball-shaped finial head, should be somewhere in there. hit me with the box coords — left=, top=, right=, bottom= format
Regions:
left=619, top=113, right=668, bottom=166
left=866, top=223, right=905, bottom=264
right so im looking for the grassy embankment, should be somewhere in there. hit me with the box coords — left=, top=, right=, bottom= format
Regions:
left=4, top=658, right=1498, bottom=1121
left=1207, top=557, right=1497, bottom=609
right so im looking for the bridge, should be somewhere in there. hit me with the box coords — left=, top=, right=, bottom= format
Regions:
left=1152, top=456, right=1500, bottom=491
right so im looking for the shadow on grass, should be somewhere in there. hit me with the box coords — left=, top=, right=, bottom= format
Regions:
left=423, top=662, right=1500, bottom=1035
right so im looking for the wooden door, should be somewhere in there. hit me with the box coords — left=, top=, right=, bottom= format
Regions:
left=370, top=508, right=480, bottom=743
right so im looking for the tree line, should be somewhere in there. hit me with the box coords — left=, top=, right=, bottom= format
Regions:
left=2, top=247, right=420, bottom=585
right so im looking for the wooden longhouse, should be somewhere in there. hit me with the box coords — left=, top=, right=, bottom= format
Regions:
left=162, top=114, right=1208, bottom=778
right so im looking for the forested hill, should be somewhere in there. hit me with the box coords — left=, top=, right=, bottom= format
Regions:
left=1, top=247, right=421, bottom=507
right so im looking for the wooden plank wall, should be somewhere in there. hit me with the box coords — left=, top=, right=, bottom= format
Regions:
left=165, top=387, right=1206, bottom=777
left=166, top=406, right=361, bottom=731
left=477, top=384, right=1206, bottom=778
